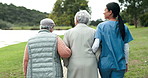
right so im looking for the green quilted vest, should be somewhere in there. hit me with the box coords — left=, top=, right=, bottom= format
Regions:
left=27, top=30, right=63, bottom=78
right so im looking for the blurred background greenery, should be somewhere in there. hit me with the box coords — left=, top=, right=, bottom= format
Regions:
left=0, top=0, right=148, bottom=30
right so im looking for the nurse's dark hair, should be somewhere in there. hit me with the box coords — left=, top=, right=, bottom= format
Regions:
left=106, top=2, right=125, bottom=40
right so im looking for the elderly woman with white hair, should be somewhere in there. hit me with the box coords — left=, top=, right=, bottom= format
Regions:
left=63, top=10, right=98, bottom=78
left=23, top=18, right=71, bottom=78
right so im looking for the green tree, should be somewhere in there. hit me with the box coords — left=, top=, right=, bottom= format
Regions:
left=49, top=0, right=90, bottom=27
left=0, top=3, right=48, bottom=26
left=139, top=12, right=148, bottom=27
left=90, top=19, right=103, bottom=26
left=0, top=20, right=13, bottom=29
left=119, top=0, right=148, bottom=28
left=120, top=10, right=133, bottom=25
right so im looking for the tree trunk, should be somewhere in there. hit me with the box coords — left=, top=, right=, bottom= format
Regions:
left=134, top=19, right=138, bottom=28
left=134, top=15, right=138, bottom=28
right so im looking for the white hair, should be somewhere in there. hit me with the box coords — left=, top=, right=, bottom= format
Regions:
left=74, top=10, right=91, bottom=24
left=40, top=18, right=55, bottom=30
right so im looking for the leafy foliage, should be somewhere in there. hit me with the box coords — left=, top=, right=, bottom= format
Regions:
left=90, top=19, right=103, bottom=26
left=118, top=0, right=148, bottom=28
left=49, top=0, right=90, bottom=27
left=139, top=12, right=148, bottom=27
left=0, top=19, right=13, bottom=29
left=0, top=3, right=48, bottom=26
left=120, top=10, right=134, bottom=25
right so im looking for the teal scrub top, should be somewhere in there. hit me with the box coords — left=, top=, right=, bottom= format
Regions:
left=95, top=21, right=133, bottom=70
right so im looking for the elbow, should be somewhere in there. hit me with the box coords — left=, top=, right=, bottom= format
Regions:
left=60, top=49, right=72, bottom=58
left=60, top=54, right=71, bottom=58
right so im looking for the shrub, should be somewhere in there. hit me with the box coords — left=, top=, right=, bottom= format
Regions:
left=139, top=12, right=148, bottom=27
left=0, top=20, right=13, bottom=29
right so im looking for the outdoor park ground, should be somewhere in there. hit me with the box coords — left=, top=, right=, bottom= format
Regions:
left=0, top=26, right=148, bottom=78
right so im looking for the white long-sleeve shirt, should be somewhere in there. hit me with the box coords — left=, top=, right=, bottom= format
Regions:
left=92, top=38, right=129, bottom=64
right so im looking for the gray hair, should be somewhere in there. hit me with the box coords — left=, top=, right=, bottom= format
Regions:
left=74, top=10, right=91, bottom=24
left=40, top=18, right=55, bottom=30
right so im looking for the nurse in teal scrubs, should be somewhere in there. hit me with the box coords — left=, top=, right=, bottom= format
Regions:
left=92, top=2, right=133, bottom=78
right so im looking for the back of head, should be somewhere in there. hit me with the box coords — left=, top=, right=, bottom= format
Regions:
left=40, top=18, right=55, bottom=30
left=74, top=10, right=91, bottom=25
left=106, top=2, right=120, bottom=18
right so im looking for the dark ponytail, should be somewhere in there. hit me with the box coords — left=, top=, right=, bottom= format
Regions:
left=106, top=2, right=125, bottom=41
left=118, top=15, right=125, bottom=40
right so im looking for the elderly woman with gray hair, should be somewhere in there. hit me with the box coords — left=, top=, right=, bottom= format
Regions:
left=23, top=18, right=71, bottom=78
left=63, top=10, right=98, bottom=78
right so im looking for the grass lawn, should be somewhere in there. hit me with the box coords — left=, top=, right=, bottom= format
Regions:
left=0, top=42, right=26, bottom=78
left=0, top=27, right=147, bottom=78
left=124, top=27, right=148, bottom=78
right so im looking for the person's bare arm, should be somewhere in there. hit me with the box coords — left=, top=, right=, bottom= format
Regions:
left=57, top=36, right=71, bottom=58
left=23, top=45, right=29, bottom=77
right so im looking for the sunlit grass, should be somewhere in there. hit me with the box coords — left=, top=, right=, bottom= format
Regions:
left=0, top=42, right=26, bottom=78
left=124, top=27, right=148, bottom=78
